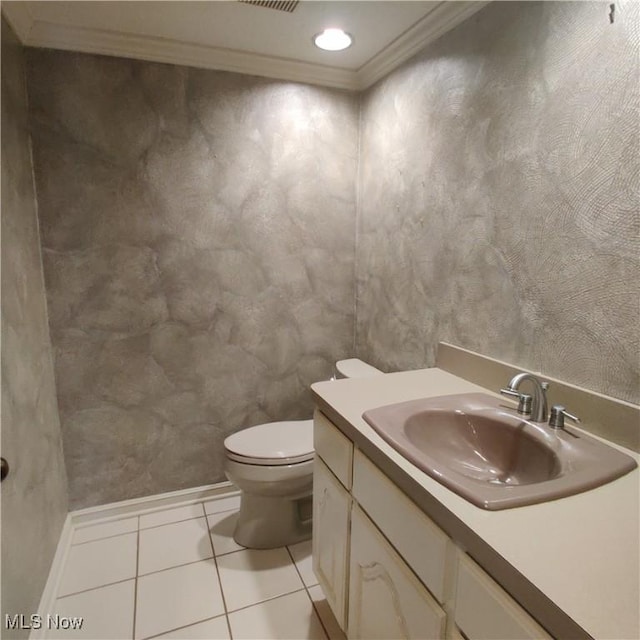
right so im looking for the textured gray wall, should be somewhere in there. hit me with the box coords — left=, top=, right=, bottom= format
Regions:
left=23, top=1, right=639, bottom=510
left=356, top=1, right=639, bottom=404
left=1, top=18, right=69, bottom=636
left=27, top=50, right=359, bottom=508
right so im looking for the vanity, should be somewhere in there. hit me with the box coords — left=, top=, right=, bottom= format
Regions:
left=310, top=348, right=639, bottom=640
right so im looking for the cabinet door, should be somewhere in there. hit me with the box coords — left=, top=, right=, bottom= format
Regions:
left=348, top=505, right=446, bottom=640
left=312, top=456, right=351, bottom=630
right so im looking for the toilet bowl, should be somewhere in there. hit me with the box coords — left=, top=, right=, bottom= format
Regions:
left=224, top=358, right=383, bottom=549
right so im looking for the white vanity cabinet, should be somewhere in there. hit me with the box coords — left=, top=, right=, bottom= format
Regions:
left=348, top=504, right=446, bottom=639
left=312, top=410, right=554, bottom=640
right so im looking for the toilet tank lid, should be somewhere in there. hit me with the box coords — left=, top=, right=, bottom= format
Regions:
left=224, top=419, right=313, bottom=460
left=336, top=358, right=383, bottom=378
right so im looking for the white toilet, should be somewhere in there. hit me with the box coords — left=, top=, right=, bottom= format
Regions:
left=224, top=358, right=383, bottom=549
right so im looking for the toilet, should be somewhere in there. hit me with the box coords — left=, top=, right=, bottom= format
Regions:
left=224, top=358, right=383, bottom=549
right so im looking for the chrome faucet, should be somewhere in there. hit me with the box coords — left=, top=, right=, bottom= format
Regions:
left=500, top=372, right=549, bottom=422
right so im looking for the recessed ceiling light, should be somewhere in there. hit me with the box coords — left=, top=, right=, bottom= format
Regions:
left=313, top=28, right=353, bottom=52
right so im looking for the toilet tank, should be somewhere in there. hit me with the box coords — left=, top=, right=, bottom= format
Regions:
left=335, top=358, right=383, bottom=379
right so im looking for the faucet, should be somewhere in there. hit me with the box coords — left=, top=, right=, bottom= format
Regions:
left=500, top=372, right=549, bottom=422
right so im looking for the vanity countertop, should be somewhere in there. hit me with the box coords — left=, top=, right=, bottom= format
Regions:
left=311, top=368, right=640, bottom=640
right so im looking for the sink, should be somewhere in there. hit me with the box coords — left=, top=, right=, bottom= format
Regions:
left=362, top=393, right=637, bottom=510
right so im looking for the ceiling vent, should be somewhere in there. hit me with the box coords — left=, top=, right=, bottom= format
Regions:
left=239, top=0, right=299, bottom=13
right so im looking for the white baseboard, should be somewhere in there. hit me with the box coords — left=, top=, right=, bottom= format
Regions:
left=30, top=514, right=74, bottom=640
left=29, top=481, right=239, bottom=639
left=70, top=481, right=239, bottom=528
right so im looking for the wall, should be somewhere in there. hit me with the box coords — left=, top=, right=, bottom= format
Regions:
left=1, top=18, right=69, bottom=637
left=22, top=1, right=639, bottom=510
left=356, top=1, right=639, bottom=404
left=26, top=50, right=359, bottom=508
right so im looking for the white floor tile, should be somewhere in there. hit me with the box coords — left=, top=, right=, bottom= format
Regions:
left=288, top=539, right=318, bottom=587
left=308, top=585, right=346, bottom=640
left=152, top=616, right=230, bottom=639
left=139, top=504, right=205, bottom=529
left=217, top=547, right=304, bottom=611
left=203, top=495, right=241, bottom=515
left=138, top=517, right=212, bottom=575
left=135, top=559, right=225, bottom=640
left=72, top=517, right=138, bottom=545
left=58, top=533, right=137, bottom=596
left=206, top=511, right=244, bottom=556
left=47, top=580, right=135, bottom=639
left=228, top=590, right=327, bottom=640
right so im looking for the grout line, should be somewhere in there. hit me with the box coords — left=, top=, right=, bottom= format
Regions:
left=225, top=613, right=234, bottom=639
left=132, top=515, right=140, bottom=640
left=204, top=509, right=246, bottom=558
left=139, top=513, right=209, bottom=531
left=286, top=545, right=330, bottom=640
left=69, top=529, right=137, bottom=548
left=210, top=546, right=246, bottom=559
left=307, top=592, right=331, bottom=640
left=288, top=543, right=333, bottom=640
left=225, top=586, right=308, bottom=616
left=215, top=542, right=310, bottom=615
left=72, top=528, right=139, bottom=547
left=305, top=584, right=331, bottom=640
left=286, top=542, right=319, bottom=591
left=137, top=555, right=215, bottom=579
left=285, top=544, right=306, bottom=586
left=143, top=614, right=228, bottom=640
left=203, top=504, right=241, bottom=518
left=56, top=576, right=136, bottom=600
left=202, top=503, right=234, bottom=639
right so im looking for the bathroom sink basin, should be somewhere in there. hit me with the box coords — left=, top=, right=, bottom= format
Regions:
left=362, top=393, right=637, bottom=510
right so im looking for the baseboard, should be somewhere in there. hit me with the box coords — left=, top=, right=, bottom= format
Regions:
left=29, top=480, right=239, bottom=638
left=71, top=481, right=239, bottom=528
left=30, top=514, right=74, bottom=640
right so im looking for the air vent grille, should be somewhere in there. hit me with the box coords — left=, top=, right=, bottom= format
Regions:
left=239, top=0, right=299, bottom=12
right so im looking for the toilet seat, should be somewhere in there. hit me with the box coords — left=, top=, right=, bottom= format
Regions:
left=224, top=419, right=313, bottom=466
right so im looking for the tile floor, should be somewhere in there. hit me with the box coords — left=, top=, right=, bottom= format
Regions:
left=46, top=495, right=345, bottom=640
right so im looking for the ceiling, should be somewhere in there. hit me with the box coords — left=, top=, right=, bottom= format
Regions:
left=2, top=1, right=488, bottom=90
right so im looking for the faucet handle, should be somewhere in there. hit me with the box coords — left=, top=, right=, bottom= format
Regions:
left=548, top=404, right=580, bottom=430
left=500, top=388, right=533, bottom=417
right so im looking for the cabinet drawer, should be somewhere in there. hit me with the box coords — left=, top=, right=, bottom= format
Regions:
left=455, top=553, right=551, bottom=640
left=314, top=410, right=353, bottom=489
left=348, top=504, right=446, bottom=640
left=352, top=449, right=450, bottom=603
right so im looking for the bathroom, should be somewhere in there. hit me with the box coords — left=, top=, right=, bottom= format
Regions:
left=2, top=0, right=638, bottom=638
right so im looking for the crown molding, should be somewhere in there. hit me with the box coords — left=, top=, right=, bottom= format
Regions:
left=1, top=1, right=34, bottom=42
left=29, top=20, right=358, bottom=90
left=356, top=1, right=490, bottom=90
left=1, top=1, right=490, bottom=92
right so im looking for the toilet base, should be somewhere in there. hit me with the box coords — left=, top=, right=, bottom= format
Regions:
left=234, top=493, right=312, bottom=549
